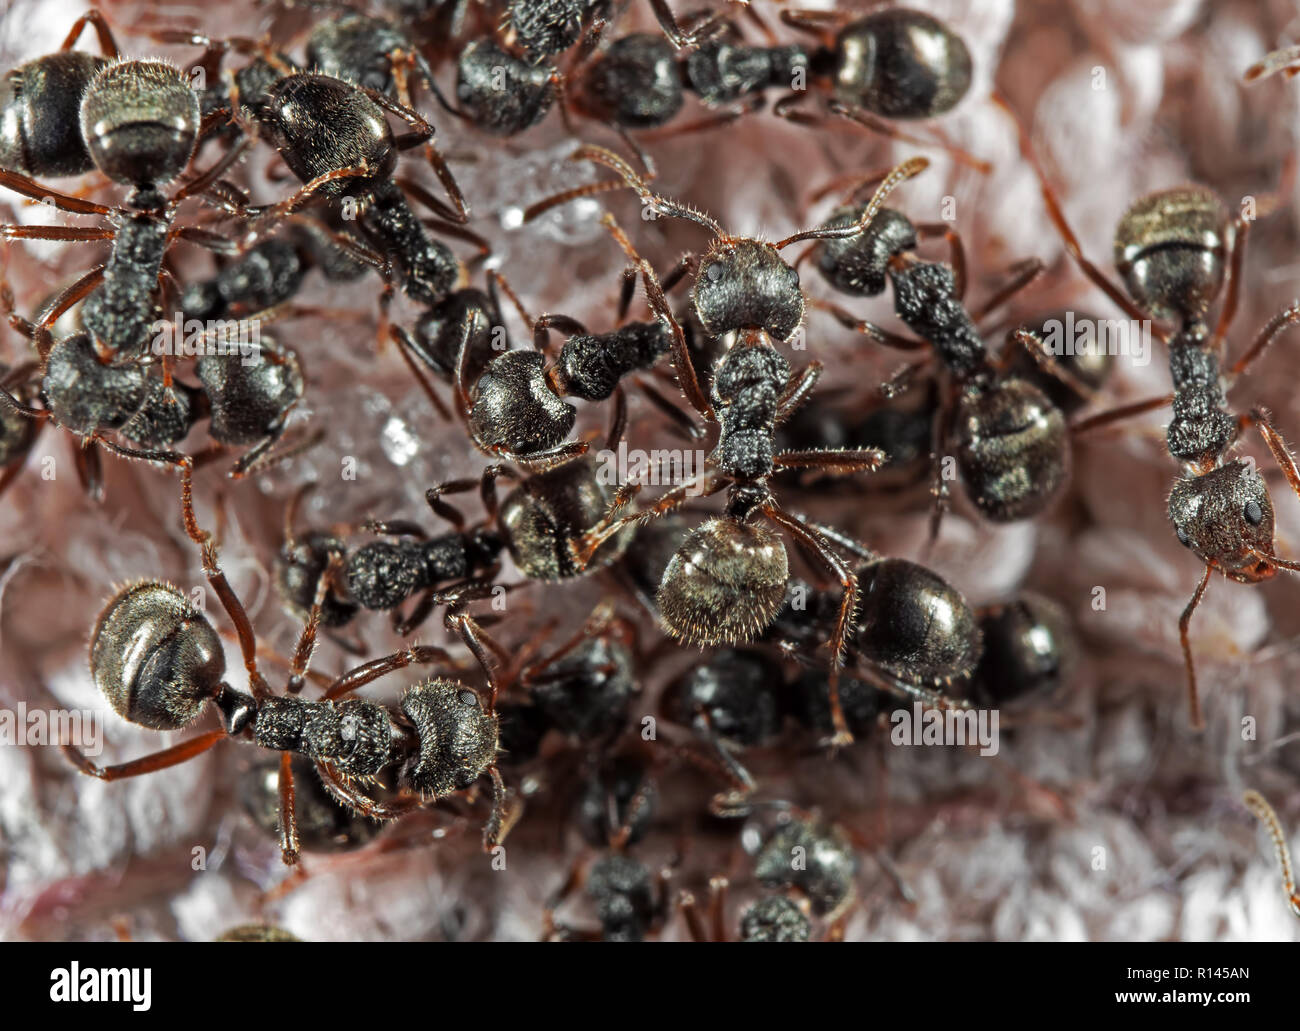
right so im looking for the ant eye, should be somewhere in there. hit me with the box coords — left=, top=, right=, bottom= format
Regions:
left=706, top=263, right=724, bottom=282
left=459, top=690, right=480, bottom=707
left=1176, top=525, right=1192, bottom=547
left=1244, top=500, right=1264, bottom=526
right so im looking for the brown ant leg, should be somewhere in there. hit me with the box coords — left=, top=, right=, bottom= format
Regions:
left=763, top=504, right=859, bottom=747
left=0, top=169, right=113, bottom=214
left=285, top=553, right=343, bottom=695
left=1228, top=303, right=1300, bottom=381
left=775, top=360, right=823, bottom=423
left=390, top=324, right=453, bottom=421
left=60, top=8, right=120, bottom=55
left=779, top=7, right=848, bottom=36
left=975, top=258, right=1046, bottom=326
left=678, top=890, right=711, bottom=942
left=996, top=93, right=1169, bottom=343
left=827, top=100, right=992, bottom=174
left=0, top=225, right=113, bottom=244
left=573, top=470, right=727, bottom=569
left=924, top=393, right=957, bottom=554
left=63, top=728, right=227, bottom=781
left=1243, top=789, right=1300, bottom=918
left=1241, top=408, right=1300, bottom=514
left=1071, top=395, right=1173, bottom=436
left=806, top=295, right=930, bottom=350
left=315, top=761, right=423, bottom=821
left=1245, top=46, right=1300, bottom=83
left=446, top=608, right=506, bottom=708
left=321, top=644, right=457, bottom=702
left=648, top=0, right=731, bottom=48
left=1212, top=216, right=1250, bottom=350
left=1004, top=327, right=1099, bottom=400
left=386, top=56, right=470, bottom=222
left=277, top=750, right=301, bottom=866
left=1179, top=563, right=1213, bottom=732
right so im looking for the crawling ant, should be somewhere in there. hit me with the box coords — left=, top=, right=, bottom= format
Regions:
left=803, top=162, right=1073, bottom=535
left=526, top=148, right=926, bottom=744
left=0, top=9, right=120, bottom=178
left=63, top=475, right=515, bottom=863
left=543, top=759, right=671, bottom=942
left=1, top=59, right=247, bottom=360
left=1009, top=102, right=1300, bottom=730
left=1243, top=789, right=1300, bottom=919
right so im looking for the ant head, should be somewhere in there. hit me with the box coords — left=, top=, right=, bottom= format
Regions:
left=1169, top=461, right=1278, bottom=582
left=834, top=9, right=973, bottom=120
left=274, top=531, right=359, bottom=628
left=195, top=339, right=303, bottom=447
left=89, top=582, right=225, bottom=730
left=400, top=679, right=499, bottom=798
left=259, top=74, right=396, bottom=193
left=583, top=34, right=683, bottom=129
left=694, top=239, right=804, bottom=343
left=664, top=647, right=783, bottom=748
left=575, top=757, right=657, bottom=849
left=855, top=558, right=982, bottom=686
left=656, top=517, right=789, bottom=645
left=469, top=350, right=576, bottom=457
left=954, top=377, right=1070, bottom=522
left=80, top=60, right=199, bottom=188
left=529, top=636, right=636, bottom=740
left=815, top=205, right=917, bottom=298
left=1114, top=186, right=1229, bottom=324
left=500, top=455, right=631, bottom=579
left=1, top=51, right=107, bottom=177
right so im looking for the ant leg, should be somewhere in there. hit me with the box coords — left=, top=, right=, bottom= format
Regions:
left=1228, top=303, right=1300, bottom=381
left=1179, top=564, right=1212, bottom=731
left=542, top=853, right=598, bottom=941
left=171, top=134, right=256, bottom=203
left=778, top=7, right=848, bottom=35
left=825, top=101, right=992, bottom=175
left=316, top=761, right=423, bottom=820
left=0, top=170, right=113, bottom=215
left=775, top=360, right=823, bottom=423
left=1241, top=408, right=1300, bottom=515
left=63, top=728, right=227, bottom=781
left=391, top=324, right=453, bottom=421
left=807, top=296, right=930, bottom=350
left=277, top=751, right=301, bottom=865
left=229, top=424, right=324, bottom=480
left=35, top=264, right=106, bottom=342
left=60, top=8, right=120, bottom=56
left=1071, top=395, right=1172, bottom=436
left=574, top=470, right=726, bottom=569
left=996, top=94, right=1167, bottom=340
left=605, top=384, right=627, bottom=450
left=880, top=356, right=934, bottom=399
left=533, top=312, right=588, bottom=359
left=975, top=258, right=1046, bottom=326
left=636, top=96, right=766, bottom=143
left=1002, top=327, right=1100, bottom=400
left=648, top=0, right=730, bottom=48
left=519, top=602, right=618, bottom=683
left=634, top=376, right=706, bottom=441
left=445, top=607, right=506, bottom=708
left=678, top=891, right=711, bottom=942
left=915, top=223, right=968, bottom=300
left=599, top=214, right=714, bottom=420
left=763, top=504, right=859, bottom=747
left=172, top=225, right=240, bottom=256
left=364, top=81, right=470, bottom=223
left=1243, top=789, right=1300, bottom=917
left=677, top=722, right=759, bottom=816
left=393, top=588, right=436, bottom=637
left=779, top=157, right=929, bottom=249
left=245, top=164, right=374, bottom=228
left=1212, top=217, right=1250, bottom=350
left=0, top=225, right=113, bottom=243
left=706, top=876, right=729, bottom=942
left=321, top=643, right=458, bottom=702
left=772, top=447, right=886, bottom=478
left=482, top=765, right=518, bottom=850
left=285, top=552, right=344, bottom=695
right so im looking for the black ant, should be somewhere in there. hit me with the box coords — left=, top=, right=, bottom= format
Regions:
left=63, top=474, right=515, bottom=864
left=523, top=148, right=927, bottom=744
left=0, top=8, right=120, bottom=178
left=1009, top=100, right=1300, bottom=730
left=1, top=59, right=247, bottom=361
left=802, top=162, right=1074, bottom=537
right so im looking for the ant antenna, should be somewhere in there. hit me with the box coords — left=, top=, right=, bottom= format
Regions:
left=1243, top=789, right=1300, bottom=917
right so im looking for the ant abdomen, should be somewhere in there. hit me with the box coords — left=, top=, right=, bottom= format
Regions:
left=855, top=558, right=981, bottom=686
left=275, top=531, right=359, bottom=628
left=971, top=593, right=1075, bottom=705
left=1114, top=186, right=1229, bottom=324
left=741, top=896, right=811, bottom=942
left=90, top=582, right=225, bottom=731
left=400, top=679, right=498, bottom=797
left=581, top=34, right=683, bottom=129
left=254, top=695, right=393, bottom=777
left=412, top=289, right=500, bottom=383
left=80, top=60, right=200, bottom=188
left=240, top=754, right=380, bottom=853
left=456, top=40, right=557, bottom=135
left=656, top=518, right=789, bottom=646
left=954, top=377, right=1069, bottom=522
left=554, top=321, right=671, bottom=401
left=119, top=376, right=199, bottom=448
left=195, top=340, right=303, bottom=447
left=833, top=9, right=973, bottom=120
left=43, top=334, right=148, bottom=435
left=470, top=350, right=576, bottom=456
left=0, top=51, right=107, bottom=177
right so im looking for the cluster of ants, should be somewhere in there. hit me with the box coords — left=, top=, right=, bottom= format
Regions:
left=6, top=0, right=1300, bottom=940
